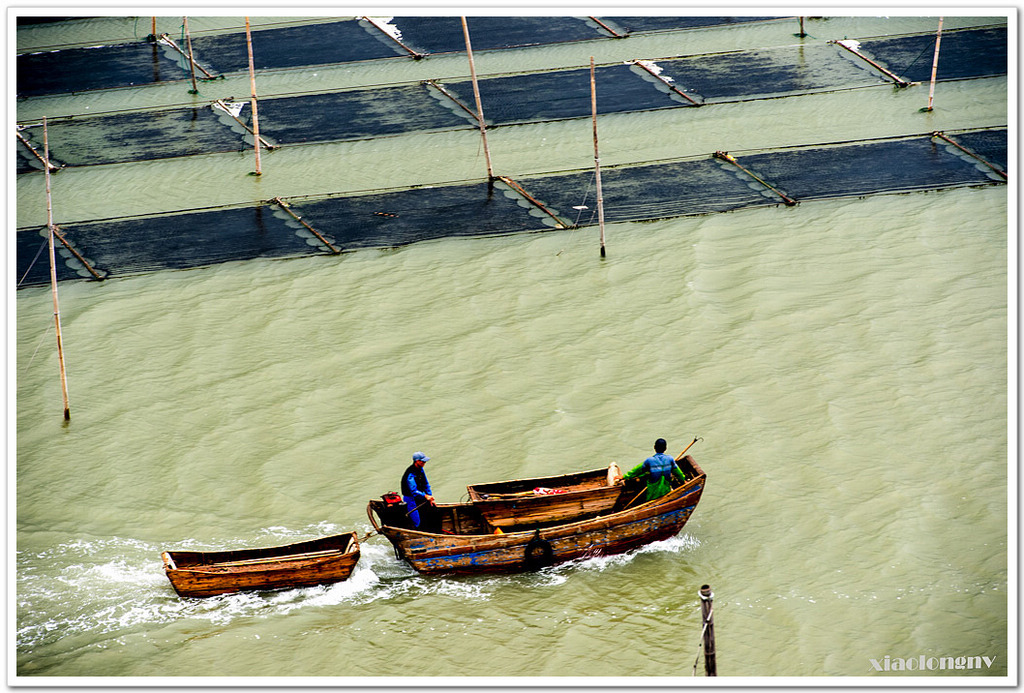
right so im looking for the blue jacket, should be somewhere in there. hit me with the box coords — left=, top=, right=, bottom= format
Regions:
left=642, top=452, right=677, bottom=479
left=401, top=464, right=432, bottom=502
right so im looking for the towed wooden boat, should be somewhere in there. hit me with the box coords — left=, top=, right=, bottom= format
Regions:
left=367, top=456, right=705, bottom=575
left=466, top=463, right=624, bottom=528
left=161, top=532, right=360, bottom=598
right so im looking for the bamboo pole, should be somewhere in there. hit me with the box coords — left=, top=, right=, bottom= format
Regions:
left=925, top=17, right=944, bottom=111
left=271, top=197, right=341, bottom=253
left=630, top=60, right=701, bottom=105
left=700, top=585, right=716, bottom=676
left=156, top=34, right=216, bottom=78
left=245, top=17, right=262, bottom=176
left=43, top=117, right=70, bottom=422
left=461, top=17, right=493, bottom=181
left=932, top=131, right=1007, bottom=180
left=591, top=57, right=606, bottom=258
left=212, top=99, right=275, bottom=149
left=183, top=16, right=198, bottom=94
left=714, top=151, right=797, bottom=206
left=151, top=17, right=156, bottom=37
left=829, top=40, right=912, bottom=87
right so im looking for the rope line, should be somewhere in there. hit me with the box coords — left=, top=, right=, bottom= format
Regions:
left=691, top=617, right=711, bottom=676
left=896, top=38, right=938, bottom=76
left=691, top=603, right=713, bottom=676
left=18, top=238, right=48, bottom=287
left=26, top=321, right=54, bottom=370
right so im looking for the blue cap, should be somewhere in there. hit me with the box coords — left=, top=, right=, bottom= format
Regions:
left=413, top=452, right=430, bottom=462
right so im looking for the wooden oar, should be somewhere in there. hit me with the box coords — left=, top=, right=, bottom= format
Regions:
left=675, top=436, right=701, bottom=462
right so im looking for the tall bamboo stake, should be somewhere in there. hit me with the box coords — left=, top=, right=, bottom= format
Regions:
left=925, top=17, right=944, bottom=111
left=43, top=118, right=70, bottom=422
left=590, top=57, right=606, bottom=258
left=183, top=16, right=198, bottom=93
left=245, top=17, right=262, bottom=175
left=460, top=17, right=493, bottom=181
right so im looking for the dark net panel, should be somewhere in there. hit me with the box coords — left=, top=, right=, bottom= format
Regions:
left=656, top=43, right=887, bottom=101
left=736, top=136, right=1003, bottom=202
left=520, top=158, right=781, bottom=225
left=16, top=139, right=44, bottom=174
left=17, top=41, right=190, bottom=97
left=255, top=84, right=473, bottom=144
left=18, top=107, right=244, bottom=168
left=947, top=128, right=1007, bottom=171
left=16, top=229, right=84, bottom=287
left=600, top=16, right=783, bottom=34
left=859, top=26, right=1006, bottom=83
left=289, top=183, right=550, bottom=249
left=441, top=62, right=683, bottom=126
left=48, top=204, right=317, bottom=279
left=188, top=20, right=404, bottom=74
left=396, top=16, right=604, bottom=54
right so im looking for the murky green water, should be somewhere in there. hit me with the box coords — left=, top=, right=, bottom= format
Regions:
left=15, top=14, right=1010, bottom=682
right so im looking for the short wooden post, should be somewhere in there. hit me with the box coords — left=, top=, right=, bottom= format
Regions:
left=700, top=584, right=716, bottom=676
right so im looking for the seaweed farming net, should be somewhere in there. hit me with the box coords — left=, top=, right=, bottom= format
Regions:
left=16, top=16, right=790, bottom=97
left=17, top=27, right=1006, bottom=172
left=16, top=129, right=1007, bottom=288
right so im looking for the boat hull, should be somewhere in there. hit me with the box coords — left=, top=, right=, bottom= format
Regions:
left=372, top=457, right=705, bottom=576
left=161, top=532, right=360, bottom=598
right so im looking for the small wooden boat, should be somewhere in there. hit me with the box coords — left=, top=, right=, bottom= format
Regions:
left=466, top=464, right=624, bottom=528
left=161, top=532, right=360, bottom=598
left=367, top=456, right=705, bottom=575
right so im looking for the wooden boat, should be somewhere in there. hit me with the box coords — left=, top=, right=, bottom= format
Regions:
left=367, top=456, right=705, bottom=575
left=466, top=464, right=624, bottom=528
left=161, top=532, right=360, bottom=598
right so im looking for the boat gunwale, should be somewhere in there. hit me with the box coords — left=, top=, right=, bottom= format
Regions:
left=466, top=466, right=615, bottom=498
left=162, top=531, right=359, bottom=570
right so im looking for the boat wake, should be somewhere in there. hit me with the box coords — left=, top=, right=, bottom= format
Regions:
left=17, top=527, right=703, bottom=653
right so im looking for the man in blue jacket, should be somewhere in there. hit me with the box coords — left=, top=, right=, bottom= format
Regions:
left=401, top=451, right=436, bottom=529
left=621, top=438, right=687, bottom=503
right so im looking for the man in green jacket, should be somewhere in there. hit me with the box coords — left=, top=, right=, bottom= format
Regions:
left=621, top=438, right=687, bottom=503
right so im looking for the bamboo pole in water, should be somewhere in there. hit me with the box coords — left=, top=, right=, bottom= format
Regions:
left=590, top=57, right=606, bottom=258
left=183, top=16, right=198, bottom=93
left=461, top=17, right=493, bottom=181
left=245, top=17, right=262, bottom=176
left=43, top=117, right=70, bottom=422
left=925, top=17, right=944, bottom=111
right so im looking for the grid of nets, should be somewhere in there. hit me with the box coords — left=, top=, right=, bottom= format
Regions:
left=16, top=129, right=1007, bottom=287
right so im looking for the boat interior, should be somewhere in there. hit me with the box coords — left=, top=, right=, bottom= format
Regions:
left=165, top=532, right=357, bottom=569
